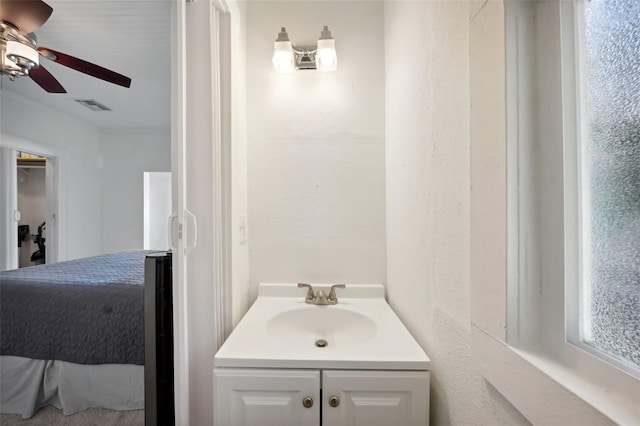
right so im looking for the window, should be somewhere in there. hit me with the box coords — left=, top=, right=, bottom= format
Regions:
left=502, top=0, right=640, bottom=422
left=568, top=0, right=640, bottom=376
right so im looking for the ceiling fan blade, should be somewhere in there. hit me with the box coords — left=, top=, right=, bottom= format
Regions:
left=0, top=0, right=53, bottom=34
left=38, top=47, right=132, bottom=88
left=29, top=64, right=66, bottom=93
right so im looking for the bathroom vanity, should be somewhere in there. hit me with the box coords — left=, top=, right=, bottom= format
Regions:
left=214, top=283, right=431, bottom=426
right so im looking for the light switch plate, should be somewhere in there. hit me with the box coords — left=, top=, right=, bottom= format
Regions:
left=239, top=215, right=248, bottom=243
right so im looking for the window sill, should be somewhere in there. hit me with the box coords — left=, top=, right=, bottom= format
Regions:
left=471, top=325, right=640, bottom=425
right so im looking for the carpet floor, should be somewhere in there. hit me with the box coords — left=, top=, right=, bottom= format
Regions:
left=0, top=406, right=144, bottom=426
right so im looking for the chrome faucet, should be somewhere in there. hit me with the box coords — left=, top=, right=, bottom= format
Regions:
left=298, top=283, right=346, bottom=305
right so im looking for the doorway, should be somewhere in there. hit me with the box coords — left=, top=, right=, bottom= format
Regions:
left=0, top=135, right=59, bottom=271
left=17, top=151, right=48, bottom=267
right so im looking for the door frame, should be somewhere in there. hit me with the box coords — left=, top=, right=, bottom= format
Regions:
left=0, top=133, right=61, bottom=266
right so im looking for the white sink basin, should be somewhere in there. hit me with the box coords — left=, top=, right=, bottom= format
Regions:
left=214, top=283, right=431, bottom=370
left=266, top=307, right=377, bottom=348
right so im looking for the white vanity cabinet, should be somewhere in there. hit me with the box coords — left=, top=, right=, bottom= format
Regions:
left=322, top=370, right=429, bottom=426
left=214, top=284, right=432, bottom=426
left=213, top=368, right=429, bottom=426
left=214, top=369, right=319, bottom=426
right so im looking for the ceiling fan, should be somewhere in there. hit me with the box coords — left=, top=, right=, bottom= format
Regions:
left=0, top=0, right=131, bottom=93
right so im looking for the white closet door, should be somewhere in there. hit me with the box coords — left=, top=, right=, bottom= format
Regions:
left=184, top=1, right=230, bottom=425
left=173, top=1, right=231, bottom=424
left=0, top=146, right=19, bottom=271
left=170, top=0, right=189, bottom=424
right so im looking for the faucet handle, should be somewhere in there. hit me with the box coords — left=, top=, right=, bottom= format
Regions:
left=328, top=284, right=346, bottom=303
left=298, top=283, right=315, bottom=303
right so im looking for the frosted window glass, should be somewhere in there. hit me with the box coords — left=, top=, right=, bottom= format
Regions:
left=581, top=0, right=640, bottom=368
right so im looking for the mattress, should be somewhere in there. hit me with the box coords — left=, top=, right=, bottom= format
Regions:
left=0, top=250, right=154, bottom=365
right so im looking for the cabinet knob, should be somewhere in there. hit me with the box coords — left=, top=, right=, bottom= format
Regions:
left=329, top=395, right=340, bottom=407
left=302, top=396, right=314, bottom=408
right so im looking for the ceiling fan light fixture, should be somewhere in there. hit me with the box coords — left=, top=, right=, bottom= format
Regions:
left=1, top=39, right=39, bottom=78
left=1, top=2, right=132, bottom=92
left=5, top=40, right=38, bottom=69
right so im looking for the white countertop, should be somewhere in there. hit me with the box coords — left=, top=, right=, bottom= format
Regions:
left=214, top=283, right=431, bottom=370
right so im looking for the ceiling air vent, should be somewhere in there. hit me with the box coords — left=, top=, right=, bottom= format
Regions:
left=75, top=99, right=111, bottom=112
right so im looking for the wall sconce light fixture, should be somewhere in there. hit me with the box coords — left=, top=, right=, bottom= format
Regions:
left=272, top=26, right=337, bottom=73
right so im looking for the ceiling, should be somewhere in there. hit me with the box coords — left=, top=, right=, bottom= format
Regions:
left=1, top=0, right=172, bottom=130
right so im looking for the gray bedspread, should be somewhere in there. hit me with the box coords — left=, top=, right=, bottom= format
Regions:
left=0, top=250, right=154, bottom=365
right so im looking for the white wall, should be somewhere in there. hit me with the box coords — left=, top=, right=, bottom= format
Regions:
left=1, top=91, right=103, bottom=261
left=144, top=172, right=172, bottom=250
left=17, top=166, right=47, bottom=267
left=384, top=2, right=529, bottom=425
left=246, top=1, right=386, bottom=301
left=99, top=129, right=170, bottom=253
left=1, top=95, right=170, bottom=260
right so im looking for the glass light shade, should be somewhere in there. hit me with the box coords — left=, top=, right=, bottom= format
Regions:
left=5, top=40, right=39, bottom=70
left=316, top=38, right=337, bottom=71
left=272, top=40, right=295, bottom=73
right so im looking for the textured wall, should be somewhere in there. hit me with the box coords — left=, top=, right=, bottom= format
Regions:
left=384, top=2, right=530, bottom=424
left=246, top=1, right=386, bottom=301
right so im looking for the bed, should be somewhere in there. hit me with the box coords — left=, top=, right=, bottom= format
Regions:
left=0, top=250, right=154, bottom=419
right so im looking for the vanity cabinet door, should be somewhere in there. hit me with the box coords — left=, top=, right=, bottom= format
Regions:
left=322, top=370, right=430, bottom=426
left=213, top=368, right=320, bottom=426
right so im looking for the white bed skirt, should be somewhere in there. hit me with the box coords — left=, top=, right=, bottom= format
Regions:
left=0, top=355, right=144, bottom=419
